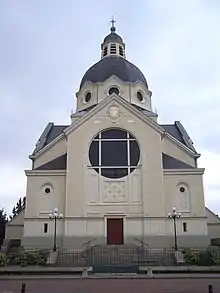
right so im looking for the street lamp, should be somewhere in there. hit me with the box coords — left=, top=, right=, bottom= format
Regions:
left=49, top=208, right=63, bottom=252
left=168, top=207, right=181, bottom=251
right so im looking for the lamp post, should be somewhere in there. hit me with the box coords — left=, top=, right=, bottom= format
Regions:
left=168, top=207, right=181, bottom=251
left=49, top=208, right=63, bottom=252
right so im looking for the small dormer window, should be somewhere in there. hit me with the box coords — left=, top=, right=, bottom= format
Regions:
left=108, top=87, right=119, bottom=95
left=103, top=46, right=108, bottom=57
left=110, top=44, right=117, bottom=54
left=119, top=45, right=124, bottom=56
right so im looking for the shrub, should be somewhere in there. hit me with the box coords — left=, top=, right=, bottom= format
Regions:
left=183, top=248, right=220, bottom=266
left=0, top=253, right=7, bottom=266
left=7, top=250, right=48, bottom=266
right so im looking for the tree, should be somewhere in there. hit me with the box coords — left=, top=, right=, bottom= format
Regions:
left=10, top=197, right=26, bottom=219
left=0, top=209, right=8, bottom=245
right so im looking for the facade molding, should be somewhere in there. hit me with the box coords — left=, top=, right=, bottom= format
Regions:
left=24, top=215, right=207, bottom=220
left=25, top=170, right=66, bottom=176
left=163, top=168, right=205, bottom=175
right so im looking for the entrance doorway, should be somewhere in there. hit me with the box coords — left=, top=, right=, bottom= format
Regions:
left=107, top=218, right=124, bottom=245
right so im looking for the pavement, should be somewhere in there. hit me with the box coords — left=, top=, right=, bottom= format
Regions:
left=1, top=278, right=220, bottom=293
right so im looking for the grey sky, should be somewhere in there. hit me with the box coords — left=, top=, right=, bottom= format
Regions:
left=0, top=0, right=220, bottom=215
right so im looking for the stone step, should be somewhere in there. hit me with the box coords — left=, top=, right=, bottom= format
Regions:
left=55, top=247, right=176, bottom=267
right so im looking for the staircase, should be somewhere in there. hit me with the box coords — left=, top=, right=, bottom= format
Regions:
left=86, top=244, right=139, bottom=273
left=56, top=250, right=86, bottom=267
left=86, top=244, right=138, bottom=265
left=55, top=245, right=176, bottom=270
left=138, top=248, right=176, bottom=266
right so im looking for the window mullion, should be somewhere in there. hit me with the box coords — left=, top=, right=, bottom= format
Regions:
left=127, top=138, right=130, bottom=173
left=89, top=130, right=139, bottom=178
left=99, top=138, right=101, bottom=170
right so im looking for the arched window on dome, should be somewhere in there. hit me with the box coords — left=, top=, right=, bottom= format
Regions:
left=108, top=87, right=119, bottom=95
left=89, top=129, right=140, bottom=179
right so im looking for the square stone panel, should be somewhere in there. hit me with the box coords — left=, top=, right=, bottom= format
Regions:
left=103, top=181, right=125, bottom=203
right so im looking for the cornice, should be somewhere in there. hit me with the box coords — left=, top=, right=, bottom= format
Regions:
left=163, top=168, right=205, bottom=175
left=25, top=170, right=66, bottom=176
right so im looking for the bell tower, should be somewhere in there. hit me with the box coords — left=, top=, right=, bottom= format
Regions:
left=101, top=18, right=126, bottom=59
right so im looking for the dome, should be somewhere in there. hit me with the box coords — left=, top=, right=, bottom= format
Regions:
left=80, top=56, right=148, bottom=89
left=103, top=32, right=124, bottom=45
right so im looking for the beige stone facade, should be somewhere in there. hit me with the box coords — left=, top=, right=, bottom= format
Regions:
left=4, top=24, right=213, bottom=251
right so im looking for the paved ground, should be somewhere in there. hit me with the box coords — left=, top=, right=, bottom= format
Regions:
left=0, top=278, right=220, bottom=293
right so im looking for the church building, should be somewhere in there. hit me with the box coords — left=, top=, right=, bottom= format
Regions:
left=22, top=22, right=209, bottom=250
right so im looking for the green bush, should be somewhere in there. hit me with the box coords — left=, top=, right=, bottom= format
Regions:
left=0, top=253, right=7, bottom=266
left=183, top=248, right=220, bottom=266
left=210, top=250, right=220, bottom=265
left=7, top=250, right=48, bottom=267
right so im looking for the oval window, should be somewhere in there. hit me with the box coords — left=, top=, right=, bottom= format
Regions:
left=85, top=92, right=91, bottom=103
left=137, top=91, right=143, bottom=102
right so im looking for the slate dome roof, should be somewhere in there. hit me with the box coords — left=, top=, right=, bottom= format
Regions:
left=103, top=32, right=123, bottom=45
left=80, top=56, right=148, bottom=89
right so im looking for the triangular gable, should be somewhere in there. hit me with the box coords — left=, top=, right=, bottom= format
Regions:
left=64, top=94, right=197, bottom=157
left=32, top=95, right=198, bottom=158
left=64, top=93, right=164, bottom=137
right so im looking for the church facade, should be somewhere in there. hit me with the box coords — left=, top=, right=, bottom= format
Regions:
left=22, top=24, right=209, bottom=250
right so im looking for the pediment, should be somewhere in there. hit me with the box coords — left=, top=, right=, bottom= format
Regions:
left=32, top=94, right=197, bottom=160
left=64, top=94, right=164, bottom=137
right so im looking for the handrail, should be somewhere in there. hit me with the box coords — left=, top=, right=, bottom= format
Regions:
left=134, top=237, right=149, bottom=247
left=82, top=237, right=97, bottom=248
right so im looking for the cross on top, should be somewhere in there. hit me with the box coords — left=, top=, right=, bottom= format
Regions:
left=111, top=16, right=116, bottom=27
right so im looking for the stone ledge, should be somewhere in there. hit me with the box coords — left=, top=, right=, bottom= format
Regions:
left=1, top=273, right=220, bottom=280
left=1, top=265, right=220, bottom=273
left=0, top=266, right=87, bottom=273
left=139, top=266, right=220, bottom=272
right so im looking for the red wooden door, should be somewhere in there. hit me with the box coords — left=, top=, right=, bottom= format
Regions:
left=107, top=218, right=124, bottom=245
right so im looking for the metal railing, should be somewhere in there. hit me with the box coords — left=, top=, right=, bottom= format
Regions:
left=54, top=245, right=178, bottom=267
left=56, top=250, right=86, bottom=267
left=82, top=237, right=97, bottom=248
left=134, top=237, right=149, bottom=247
left=2, top=245, right=220, bottom=268
left=66, top=245, right=177, bottom=267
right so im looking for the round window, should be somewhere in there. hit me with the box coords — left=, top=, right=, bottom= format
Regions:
left=45, top=187, right=51, bottom=194
left=137, top=91, right=143, bottom=102
left=108, top=87, right=119, bottom=95
left=85, top=92, right=91, bottom=103
left=89, top=129, right=140, bottom=179
left=180, top=187, right=185, bottom=193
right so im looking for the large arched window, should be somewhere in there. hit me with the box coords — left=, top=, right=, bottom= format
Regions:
left=89, top=129, right=140, bottom=179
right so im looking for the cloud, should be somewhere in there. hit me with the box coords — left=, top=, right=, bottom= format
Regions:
left=198, top=151, right=220, bottom=213
left=0, top=0, right=220, bottom=215
left=0, top=162, right=27, bottom=214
